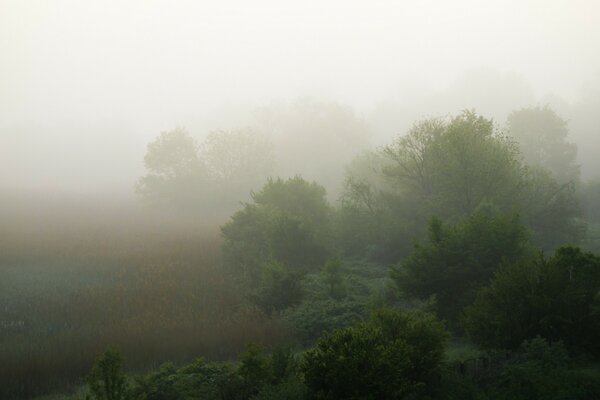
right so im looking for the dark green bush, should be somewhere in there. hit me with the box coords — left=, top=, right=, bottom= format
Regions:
left=464, top=246, right=600, bottom=356
left=302, top=308, right=447, bottom=400
left=393, top=209, right=531, bottom=326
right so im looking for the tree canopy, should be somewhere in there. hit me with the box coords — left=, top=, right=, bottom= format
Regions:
left=392, top=208, right=532, bottom=325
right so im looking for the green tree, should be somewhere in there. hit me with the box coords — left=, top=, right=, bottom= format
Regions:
left=302, top=309, right=447, bottom=400
left=507, top=106, right=579, bottom=184
left=382, top=110, right=523, bottom=217
left=87, top=348, right=129, bottom=400
left=255, top=260, right=304, bottom=314
left=519, top=166, right=585, bottom=250
left=337, top=151, right=415, bottom=262
left=464, top=246, right=600, bottom=356
left=343, top=110, right=582, bottom=260
left=221, top=177, right=331, bottom=287
left=392, top=208, right=531, bottom=326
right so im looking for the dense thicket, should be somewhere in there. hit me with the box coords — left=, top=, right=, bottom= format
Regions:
left=464, top=246, right=600, bottom=355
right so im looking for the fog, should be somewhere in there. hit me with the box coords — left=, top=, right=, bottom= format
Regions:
left=1, top=0, right=599, bottom=198
left=5, top=2, right=600, bottom=398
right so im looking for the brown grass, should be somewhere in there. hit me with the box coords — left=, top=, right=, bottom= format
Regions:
left=0, top=195, right=289, bottom=399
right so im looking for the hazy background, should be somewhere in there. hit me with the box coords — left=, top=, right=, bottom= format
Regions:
left=1, top=0, right=600, bottom=197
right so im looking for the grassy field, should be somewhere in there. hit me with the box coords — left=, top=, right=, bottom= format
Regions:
left=0, top=195, right=288, bottom=399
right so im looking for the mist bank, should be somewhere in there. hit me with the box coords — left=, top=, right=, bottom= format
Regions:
left=2, top=69, right=600, bottom=204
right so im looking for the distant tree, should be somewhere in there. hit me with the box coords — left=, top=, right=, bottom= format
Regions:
left=464, top=246, right=600, bottom=356
left=135, top=128, right=205, bottom=207
left=392, top=207, right=532, bottom=326
left=254, top=97, right=370, bottom=194
left=136, top=128, right=274, bottom=212
left=519, top=166, right=585, bottom=250
left=302, top=309, right=447, bottom=400
left=508, top=106, right=579, bottom=184
left=581, top=178, right=600, bottom=223
left=199, top=129, right=274, bottom=185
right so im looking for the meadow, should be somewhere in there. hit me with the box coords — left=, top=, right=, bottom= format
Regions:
left=0, top=195, right=287, bottom=399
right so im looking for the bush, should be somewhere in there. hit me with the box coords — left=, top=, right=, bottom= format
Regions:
left=130, top=358, right=242, bottom=400
left=486, top=338, right=600, bottom=400
left=282, top=298, right=366, bottom=344
left=302, top=308, right=447, bottom=399
left=464, top=246, right=600, bottom=356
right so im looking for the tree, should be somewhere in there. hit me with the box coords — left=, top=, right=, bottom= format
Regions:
left=200, top=129, right=274, bottom=186
left=136, top=128, right=274, bottom=212
left=254, top=97, right=370, bottom=195
left=519, top=166, right=585, bottom=250
left=342, top=110, right=582, bottom=260
left=337, top=151, right=423, bottom=262
left=392, top=207, right=532, bottom=326
left=382, top=110, right=523, bottom=217
left=463, top=246, right=600, bottom=356
left=87, top=348, right=129, bottom=400
left=255, top=260, right=304, bottom=314
left=221, top=177, right=331, bottom=287
left=302, top=309, right=447, bottom=400
left=507, top=106, right=579, bottom=184
left=581, top=178, right=600, bottom=223
left=135, top=128, right=205, bottom=208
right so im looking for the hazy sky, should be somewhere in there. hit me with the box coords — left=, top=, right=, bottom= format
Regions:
left=1, top=0, right=599, bottom=195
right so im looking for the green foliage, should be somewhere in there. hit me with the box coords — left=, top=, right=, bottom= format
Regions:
left=383, top=110, right=523, bottom=217
left=255, top=260, right=304, bottom=314
left=485, top=338, right=600, bottom=400
left=221, top=176, right=331, bottom=287
left=464, top=246, right=600, bottom=356
left=130, top=358, right=242, bottom=400
left=340, top=110, right=582, bottom=261
left=336, top=151, right=414, bottom=262
left=252, top=377, right=309, bottom=400
left=392, top=209, right=531, bottom=325
left=237, top=345, right=301, bottom=399
left=282, top=297, right=366, bottom=344
left=87, top=348, right=129, bottom=400
left=302, top=308, right=447, bottom=400
left=238, top=345, right=273, bottom=398
left=322, top=258, right=346, bottom=299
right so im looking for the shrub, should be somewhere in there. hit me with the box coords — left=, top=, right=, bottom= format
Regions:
left=302, top=309, right=447, bottom=399
left=464, top=246, right=600, bottom=356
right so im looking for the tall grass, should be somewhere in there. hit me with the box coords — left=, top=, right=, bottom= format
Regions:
left=0, top=195, right=288, bottom=399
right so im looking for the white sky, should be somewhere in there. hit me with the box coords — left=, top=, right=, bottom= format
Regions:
left=1, top=0, right=599, bottom=194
